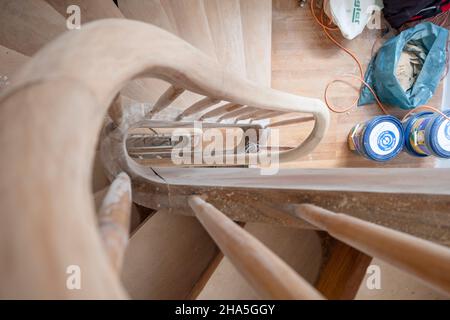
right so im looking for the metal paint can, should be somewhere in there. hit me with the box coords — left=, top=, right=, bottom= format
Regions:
left=348, top=115, right=404, bottom=162
left=402, top=110, right=450, bottom=158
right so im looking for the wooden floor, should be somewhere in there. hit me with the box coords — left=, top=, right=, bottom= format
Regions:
left=271, top=0, right=443, bottom=168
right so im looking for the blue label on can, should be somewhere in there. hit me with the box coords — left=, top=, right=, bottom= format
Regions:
left=445, top=122, right=450, bottom=140
left=348, top=115, right=404, bottom=162
left=377, top=130, right=397, bottom=152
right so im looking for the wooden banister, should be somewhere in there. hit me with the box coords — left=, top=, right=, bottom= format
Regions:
left=0, top=19, right=327, bottom=297
left=98, top=172, right=132, bottom=272
left=188, top=196, right=324, bottom=300
left=2, top=5, right=448, bottom=302
left=218, top=106, right=258, bottom=121
left=148, top=85, right=185, bottom=118
left=199, top=103, right=243, bottom=120
left=175, top=97, right=221, bottom=120
left=236, top=109, right=277, bottom=121
left=251, top=110, right=286, bottom=121
left=293, top=204, right=450, bottom=296
left=266, top=116, right=315, bottom=128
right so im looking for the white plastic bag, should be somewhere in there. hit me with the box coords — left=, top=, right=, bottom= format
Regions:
left=324, top=0, right=384, bottom=40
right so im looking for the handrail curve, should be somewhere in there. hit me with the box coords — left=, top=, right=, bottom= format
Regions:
left=0, top=19, right=329, bottom=298
left=10, top=19, right=329, bottom=162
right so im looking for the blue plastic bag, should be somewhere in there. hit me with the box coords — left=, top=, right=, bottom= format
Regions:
left=359, top=22, right=448, bottom=110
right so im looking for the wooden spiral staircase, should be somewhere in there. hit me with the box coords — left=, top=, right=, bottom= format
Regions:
left=0, top=0, right=449, bottom=299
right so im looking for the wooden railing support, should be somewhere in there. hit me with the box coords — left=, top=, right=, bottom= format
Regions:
left=175, top=97, right=220, bottom=120
left=98, top=172, right=132, bottom=272
left=148, top=85, right=185, bottom=118
left=188, top=196, right=325, bottom=300
left=293, top=204, right=450, bottom=296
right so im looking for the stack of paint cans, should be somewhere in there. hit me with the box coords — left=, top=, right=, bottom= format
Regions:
left=348, top=112, right=450, bottom=161
left=402, top=110, right=450, bottom=158
left=348, top=115, right=404, bottom=162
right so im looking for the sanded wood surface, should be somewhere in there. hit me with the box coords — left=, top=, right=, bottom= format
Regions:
left=163, top=0, right=216, bottom=59
left=117, top=0, right=198, bottom=111
left=121, top=210, right=218, bottom=299
left=295, top=204, right=450, bottom=296
left=118, top=0, right=244, bottom=120
left=0, top=45, right=28, bottom=86
left=123, top=166, right=450, bottom=246
left=46, top=0, right=187, bottom=112
left=0, top=0, right=182, bottom=112
left=149, top=85, right=185, bottom=117
left=240, top=0, right=272, bottom=86
left=98, top=172, right=132, bottom=272
left=118, top=0, right=179, bottom=34
left=2, top=0, right=448, bottom=300
left=204, top=0, right=246, bottom=76
left=197, top=223, right=322, bottom=300
left=0, top=0, right=66, bottom=56
left=175, top=97, right=221, bottom=120
left=189, top=196, right=324, bottom=299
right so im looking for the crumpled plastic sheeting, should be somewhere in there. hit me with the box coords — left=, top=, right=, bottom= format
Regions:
left=395, top=41, right=427, bottom=92
left=359, top=22, right=448, bottom=110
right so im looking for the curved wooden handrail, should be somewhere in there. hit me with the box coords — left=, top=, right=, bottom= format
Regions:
left=0, top=19, right=328, bottom=298
left=2, top=13, right=449, bottom=302
left=98, top=172, right=132, bottom=272
left=10, top=19, right=329, bottom=163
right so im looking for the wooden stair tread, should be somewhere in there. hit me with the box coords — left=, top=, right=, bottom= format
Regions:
left=162, top=0, right=217, bottom=60
left=240, top=0, right=272, bottom=86
left=0, top=45, right=29, bottom=86
left=47, top=0, right=187, bottom=111
left=118, top=0, right=179, bottom=35
left=118, top=0, right=213, bottom=117
left=204, top=0, right=247, bottom=77
left=0, top=0, right=66, bottom=56
left=121, top=210, right=218, bottom=299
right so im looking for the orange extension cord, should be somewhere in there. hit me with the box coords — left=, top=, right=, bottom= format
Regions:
left=310, top=0, right=450, bottom=121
